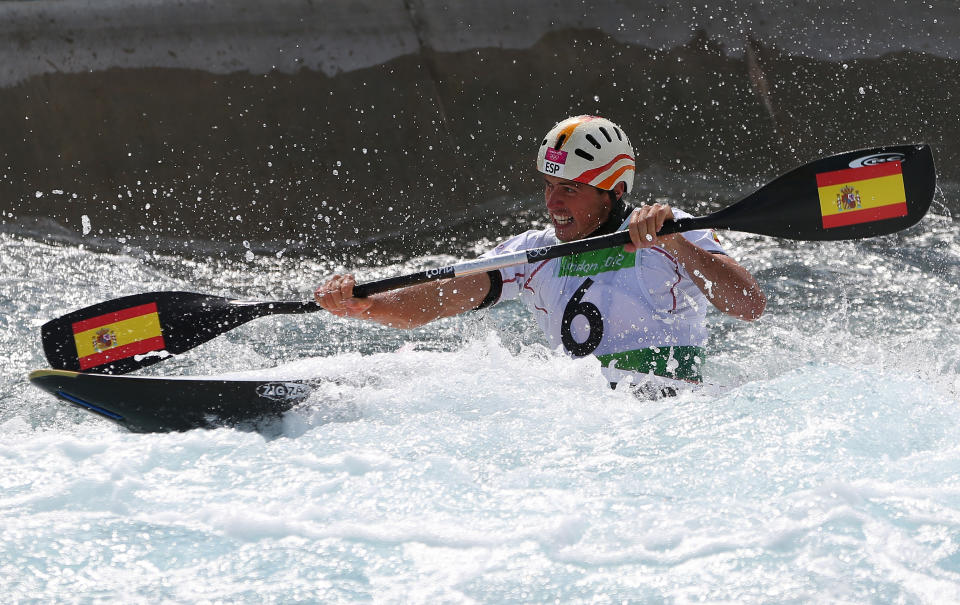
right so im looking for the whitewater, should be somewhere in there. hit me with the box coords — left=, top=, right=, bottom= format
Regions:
left=1, top=195, right=959, bottom=602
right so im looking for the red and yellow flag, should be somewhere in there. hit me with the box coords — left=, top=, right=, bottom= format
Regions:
left=816, top=162, right=907, bottom=229
left=72, top=302, right=165, bottom=370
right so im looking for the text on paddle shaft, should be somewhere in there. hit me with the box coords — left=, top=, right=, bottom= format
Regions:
left=424, top=266, right=456, bottom=279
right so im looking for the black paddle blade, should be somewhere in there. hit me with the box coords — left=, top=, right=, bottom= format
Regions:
left=690, top=145, right=936, bottom=241
left=41, top=292, right=279, bottom=374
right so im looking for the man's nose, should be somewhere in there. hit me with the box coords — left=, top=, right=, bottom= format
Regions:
left=545, top=189, right=563, bottom=209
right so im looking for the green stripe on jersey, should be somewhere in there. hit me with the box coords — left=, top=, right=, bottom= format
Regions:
left=597, top=346, right=704, bottom=382
left=558, top=246, right=635, bottom=277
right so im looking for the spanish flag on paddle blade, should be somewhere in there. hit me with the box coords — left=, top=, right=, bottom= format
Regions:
left=816, top=161, right=907, bottom=229
left=71, top=302, right=165, bottom=370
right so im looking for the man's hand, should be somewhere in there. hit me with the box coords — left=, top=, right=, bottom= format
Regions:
left=314, top=274, right=374, bottom=318
left=624, top=203, right=681, bottom=252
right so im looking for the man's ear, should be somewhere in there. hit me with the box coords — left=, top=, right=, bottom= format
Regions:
left=613, top=182, right=627, bottom=201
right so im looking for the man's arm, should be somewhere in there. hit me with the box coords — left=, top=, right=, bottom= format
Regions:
left=625, top=204, right=767, bottom=321
left=314, top=272, right=494, bottom=329
left=651, top=238, right=766, bottom=320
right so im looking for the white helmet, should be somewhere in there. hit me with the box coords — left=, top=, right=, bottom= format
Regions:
left=536, top=115, right=635, bottom=194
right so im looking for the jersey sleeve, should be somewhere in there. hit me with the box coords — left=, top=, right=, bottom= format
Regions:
left=673, top=208, right=727, bottom=255
left=478, top=229, right=555, bottom=305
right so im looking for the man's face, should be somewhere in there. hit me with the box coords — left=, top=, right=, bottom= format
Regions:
left=543, top=175, right=613, bottom=242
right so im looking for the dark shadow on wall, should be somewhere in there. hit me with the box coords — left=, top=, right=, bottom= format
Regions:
left=1, top=28, right=956, bottom=258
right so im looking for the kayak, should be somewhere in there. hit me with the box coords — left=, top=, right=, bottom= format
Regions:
left=28, top=369, right=316, bottom=432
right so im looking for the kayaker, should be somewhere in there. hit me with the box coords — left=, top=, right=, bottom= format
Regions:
left=314, top=115, right=766, bottom=394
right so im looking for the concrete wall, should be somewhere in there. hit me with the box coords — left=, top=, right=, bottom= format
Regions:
left=1, top=0, right=957, bottom=255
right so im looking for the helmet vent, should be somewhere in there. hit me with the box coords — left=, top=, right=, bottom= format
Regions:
left=554, top=134, right=567, bottom=149
left=599, top=127, right=613, bottom=143
left=541, top=139, right=548, bottom=146
left=585, top=134, right=602, bottom=149
left=614, top=128, right=623, bottom=141
left=575, top=148, right=595, bottom=161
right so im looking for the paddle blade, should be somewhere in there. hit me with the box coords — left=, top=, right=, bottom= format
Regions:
left=41, top=292, right=276, bottom=374
left=687, top=145, right=936, bottom=241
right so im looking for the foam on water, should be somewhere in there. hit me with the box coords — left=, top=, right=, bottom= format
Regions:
left=2, top=215, right=959, bottom=601
left=4, top=339, right=960, bottom=602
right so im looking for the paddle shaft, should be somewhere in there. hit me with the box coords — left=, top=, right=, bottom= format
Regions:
left=350, top=217, right=704, bottom=298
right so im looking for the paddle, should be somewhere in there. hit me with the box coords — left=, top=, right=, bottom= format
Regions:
left=41, top=144, right=936, bottom=374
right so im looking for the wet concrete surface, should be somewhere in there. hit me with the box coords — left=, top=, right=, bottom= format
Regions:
left=1, top=0, right=956, bottom=257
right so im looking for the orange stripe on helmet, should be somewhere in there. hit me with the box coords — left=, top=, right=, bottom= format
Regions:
left=594, top=164, right=636, bottom=190
left=576, top=153, right=635, bottom=183
left=551, top=123, right=581, bottom=149
left=549, top=115, right=600, bottom=149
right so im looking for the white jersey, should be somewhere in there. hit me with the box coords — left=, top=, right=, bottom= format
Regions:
left=483, top=209, right=726, bottom=384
